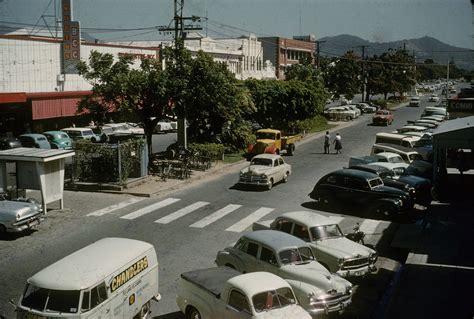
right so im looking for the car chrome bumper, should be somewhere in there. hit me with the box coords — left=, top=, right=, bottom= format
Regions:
left=307, top=296, right=352, bottom=317
left=10, top=214, right=44, bottom=232
left=239, top=178, right=269, bottom=187
left=337, top=264, right=377, bottom=277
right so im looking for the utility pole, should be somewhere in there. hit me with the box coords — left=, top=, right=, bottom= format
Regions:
left=446, top=59, right=450, bottom=102
left=158, top=0, right=202, bottom=149
left=356, top=45, right=369, bottom=102
left=315, top=40, right=326, bottom=68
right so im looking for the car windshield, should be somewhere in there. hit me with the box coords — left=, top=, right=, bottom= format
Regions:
left=82, top=130, right=93, bottom=136
left=256, top=132, right=275, bottom=140
left=279, top=247, right=315, bottom=265
left=252, top=287, right=297, bottom=313
left=388, top=156, right=403, bottom=163
left=21, top=284, right=80, bottom=313
left=310, top=224, right=343, bottom=240
left=368, top=177, right=384, bottom=188
left=250, top=158, right=273, bottom=167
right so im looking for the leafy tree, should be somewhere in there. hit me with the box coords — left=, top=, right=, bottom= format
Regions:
left=165, top=49, right=256, bottom=149
left=77, top=51, right=172, bottom=158
left=245, top=79, right=327, bottom=132
left=321, top=51, right=361, bottom=100
left=285, top=56, right=320, bottom=82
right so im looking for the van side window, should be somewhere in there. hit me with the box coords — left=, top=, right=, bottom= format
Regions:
left=81, top=291, right=90, bottom=312
left=90, top=283, right=108, bottom=308
left=276, top=133, right=281, bottom=140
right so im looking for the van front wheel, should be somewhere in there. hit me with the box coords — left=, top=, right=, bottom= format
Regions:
left=134, top=302, right=150, bottom=319
left=186, top=306, right=202, bottom=319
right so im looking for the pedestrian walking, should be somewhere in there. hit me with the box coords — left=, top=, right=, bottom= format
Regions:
left=333, top=132, right=342, bottom=154
left=324, top=131, right=331, bottom=154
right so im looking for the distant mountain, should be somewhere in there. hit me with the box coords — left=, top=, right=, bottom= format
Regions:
left=318, top=34, right=474, bottom=71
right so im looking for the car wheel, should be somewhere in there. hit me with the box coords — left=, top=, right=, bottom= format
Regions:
left=186, top=307, right=201, bottom=319
left=267, top=179, right=274, bottom=190
left=225, top=263, right=236, bottom=269
left=0, top=224, right=6, bottom=233
left=346, top=116, right=352, bottom=121
left=283, top=172, right=289, bottom=183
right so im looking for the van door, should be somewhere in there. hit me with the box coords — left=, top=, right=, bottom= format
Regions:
left=81, top=283, right=112, bottom=318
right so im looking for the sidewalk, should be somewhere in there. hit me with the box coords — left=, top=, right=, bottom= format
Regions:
left=383, top=200, right=474, bottom=319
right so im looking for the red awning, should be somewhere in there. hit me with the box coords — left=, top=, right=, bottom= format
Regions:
left=0, top=93, right=27, bottom=104
left=31, top=97, right=86, bottom=120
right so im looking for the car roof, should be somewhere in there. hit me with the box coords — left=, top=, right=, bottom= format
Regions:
left=375, top=143, right=417, bottom=153
left=375, top=151, right=403, bottom=158
left=242, top=230, right=307, bottom=252
left=61, top=127, right=93, bottom=132
left=399, top=125, right=427, bottom=131
left=43, top=131, right=68, bottom=135
left=327, top=168, right=378, bottom=180
left=252, top=154, right=281, bottom=160
left=229, top=272, right=292, bottom=297
left=19, top=133, right=46, bottom=138
left=368, top=162, right=409, bottom=170
left=278, top=211, right=340, bottom=227
left=350, top=163, right=390, bottom=174
left=28, top=238, right=154, bottom=290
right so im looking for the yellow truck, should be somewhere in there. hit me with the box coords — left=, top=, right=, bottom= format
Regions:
left=247, top=128, right=302, bottom=158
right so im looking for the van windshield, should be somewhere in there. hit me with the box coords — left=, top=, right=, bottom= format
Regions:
left=21, top=284, right=80, bottom=314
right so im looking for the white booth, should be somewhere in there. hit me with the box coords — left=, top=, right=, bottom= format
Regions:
left=0, top=148, right=75, bottom=213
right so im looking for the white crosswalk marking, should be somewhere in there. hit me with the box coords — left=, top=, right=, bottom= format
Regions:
left=190, top=204, right=242, bottom=228
left=87, top=198, right=145, bottom=217
left=120, top=198, right=181, bottom=220
left=225, top=207, right=274, bottom=232
left=358, top=219, right=383, bottom=235
left=154, top=201, right=210, bottom=224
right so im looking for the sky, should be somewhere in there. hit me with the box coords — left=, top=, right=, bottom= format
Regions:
left=0, top=0, right=473, bottom=49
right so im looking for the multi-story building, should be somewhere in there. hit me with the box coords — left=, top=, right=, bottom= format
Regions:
left=0, top=33, right=159, bottom=135
left=259, top=36, right=316, bottom=79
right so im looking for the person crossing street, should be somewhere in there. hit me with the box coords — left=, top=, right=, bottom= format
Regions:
left=324, top=131, right=331, bottom=154
left=333, top=132, right=342, bottom=154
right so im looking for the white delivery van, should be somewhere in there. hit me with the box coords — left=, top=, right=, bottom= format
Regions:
left=375, top=132, right=420, bottom=148
left=14, top=237, right=160, bottom=318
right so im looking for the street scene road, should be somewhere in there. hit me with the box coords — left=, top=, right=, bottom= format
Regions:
left=0, top=98, right=441, bottom=318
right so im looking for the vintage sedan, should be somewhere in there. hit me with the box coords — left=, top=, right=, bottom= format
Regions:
left=253, top=211, right=377, bottom=277
left=0, top=198, right=44, bottom=233
left=325, top=106, right=357, bottom=121
left=43, top=131, right=73, bottom=149
left=309, top=169, right=413, bottom=217
left=215, top=230, right=353, bottom=316
left=356, top=102, right=377, bottom=113
left=239, top=154, right=291, bottom=190
left=428, top=94, right=440, bottom=102
left=372, top=110, right=393, bottom=126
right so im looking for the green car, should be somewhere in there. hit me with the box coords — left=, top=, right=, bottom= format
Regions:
left=43, top=131, right=73, bottom=149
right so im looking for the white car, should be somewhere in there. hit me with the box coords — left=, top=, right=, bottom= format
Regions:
left=326, top=106, right=357, bottom=121
left=344, top=105, right=361, bottom=118
left=428, top=94, right=440, bottom=102
left=239, top=154, right=291, bottom=190
left=253, top=211, right=377, bottom=277
left=215, top=230, right=353, bottom=316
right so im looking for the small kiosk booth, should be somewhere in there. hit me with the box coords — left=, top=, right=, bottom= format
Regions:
left=0, top=148, right=75, bottom=213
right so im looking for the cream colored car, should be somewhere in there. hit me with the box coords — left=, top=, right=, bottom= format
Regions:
left=239, top=154, right=291, bottom=190
left=253, top=211, right=377, bottom=277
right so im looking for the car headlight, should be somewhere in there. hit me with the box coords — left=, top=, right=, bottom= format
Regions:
left=370, top=252, right=378, bottom=262
left=16, top=213, right=21, bottom=221
left=346, top=285, right=353, bottom=295
left=338, top=258, right=345, bottom=267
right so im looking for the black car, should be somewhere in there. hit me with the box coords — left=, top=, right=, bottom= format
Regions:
left=309, top=169, right=413, bottom=217
left=0, top=137, right=21, bottom=150
left=350, top=164, right=431, bottom=206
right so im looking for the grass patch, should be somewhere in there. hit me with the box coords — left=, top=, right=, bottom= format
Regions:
left=307, top=115, right=337, bottom=133
left=223, top=151, right=246, bottom=163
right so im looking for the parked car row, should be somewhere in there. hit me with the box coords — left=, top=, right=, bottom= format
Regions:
left=325, top=102, right=379, bottom=122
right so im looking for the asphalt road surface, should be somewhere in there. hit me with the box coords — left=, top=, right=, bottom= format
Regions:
left=0, top=95, right=439, bottom=318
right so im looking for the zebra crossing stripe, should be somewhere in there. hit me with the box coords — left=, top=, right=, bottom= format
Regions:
left=190, top=204, right=242, bottom=228
left=87, top=198, right=145, bottom=217
left=225, top=207, right=274, bottom=233
left=154, top=201, right=210, bottom=224
left=120, top=198, right=181, bottom=220
left=358, top=219, right=383, bottom=235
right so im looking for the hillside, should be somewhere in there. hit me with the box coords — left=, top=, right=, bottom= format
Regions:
left=318, top=34, right=474, bottom=70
